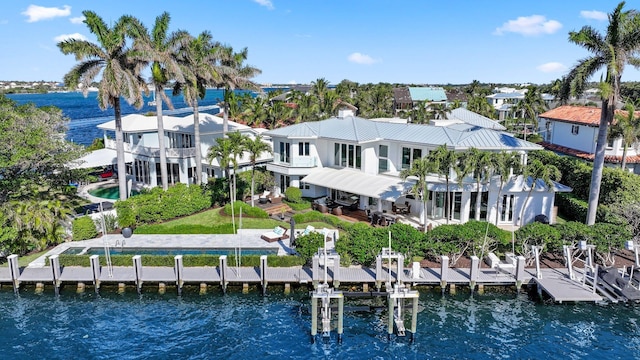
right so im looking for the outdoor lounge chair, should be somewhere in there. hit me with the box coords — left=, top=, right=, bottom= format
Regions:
left=261, top=226, right=289, bottom=243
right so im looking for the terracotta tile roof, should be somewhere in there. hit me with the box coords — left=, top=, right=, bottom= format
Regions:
left=539, top=105, right=640, bottom=126
left=539, top=141, right=640, bottom=164
left=539, top=106, right=601, bottom=126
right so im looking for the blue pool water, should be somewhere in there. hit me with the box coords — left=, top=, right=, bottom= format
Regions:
left=62, top=247, right=279, bottom=256
left=0, top=289, right=639, bottom=359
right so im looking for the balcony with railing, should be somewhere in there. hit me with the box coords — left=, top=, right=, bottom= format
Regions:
left=105, top=139, right=196, bottom=158
left=272, top=155, right=318, bottom=168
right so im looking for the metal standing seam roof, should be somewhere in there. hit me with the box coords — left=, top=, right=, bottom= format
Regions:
left=264, top=114, right=540, bottom=150
left=447, top=107, right=506, bottom=130
left=408, top=87, right=448, bottom=102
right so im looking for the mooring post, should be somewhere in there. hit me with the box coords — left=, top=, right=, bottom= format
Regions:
left=174, top=255, right=183, bottom=296
left=133, top=255, right=142, bottom=294
left=89, top=255, right=100, bottom=294
left=333, top=255, right=340, bottom=288
left=412, top=262, right=421, bottom=280
left=440, top=255, right=449, bottom=289
left=515, top=256, right=526, bottom=288
left=311, top=297, right=318, bottom=339
left=564, top=245, right=574, bottom=280
left=387, top=295, right=394, bottom=339
left=7, top=254, right=20, bottom=294
left=260, top=255, right=268, bottom=296
left=337, top=295, right=344, bottom=343
left=219, top=255, right=228, bottom=293
left=376, top=255, right=383, bottom=291
left=49, top=254, right=61, bottom=296
left=469, top=256, right=479, bottom=291
left=397, top=254, right=405, bottom=284
left=411, top=297, right=419, bottom=342
left=312, top=254, right=319, bottom=289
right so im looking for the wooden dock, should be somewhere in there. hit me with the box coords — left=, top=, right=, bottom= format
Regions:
left=0, top=253, right=608, bottom=303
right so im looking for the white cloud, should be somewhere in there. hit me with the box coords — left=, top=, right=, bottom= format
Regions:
left=54, top=33, right=87, bottom=42
left=22, top=5, right=71, bottom=22
left=537, top=62, right=567, bottom=73
left=253, top=0, right=274, bottom=10
left=494, top=15, right=562, bottom=36
left=69, top=16, right=85, bottom=24
left=580, top=10, right=607, bottom=21
left=347, top=52, right=378, bottom=65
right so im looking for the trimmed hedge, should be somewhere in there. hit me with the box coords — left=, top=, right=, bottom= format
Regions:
left=72, top=216, right=98, bottom=241
left=134, top=223, right=236, bottom=234
left=115, top=183, right=212, bottom=228
left=284, top=186, right=303, bottom=203
left=292, top=210, right=353, bottom=230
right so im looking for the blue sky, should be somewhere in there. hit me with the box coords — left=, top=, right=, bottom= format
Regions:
left=2, top=0, right=639, bottom=85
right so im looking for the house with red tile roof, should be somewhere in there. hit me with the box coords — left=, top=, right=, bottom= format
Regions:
left=537, top=105, right=640, bottom=174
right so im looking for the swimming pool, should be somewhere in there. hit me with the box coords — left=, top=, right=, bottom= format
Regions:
left=62, top=247, right=279, bottom=256
left=87, top=185, right=140, bottom=200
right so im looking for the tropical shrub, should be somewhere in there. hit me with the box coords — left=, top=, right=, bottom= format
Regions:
left=284, top=186, right=303, bottom=203
left=336, top=222, right=385, bottom=266
left=222, top=201, right=268, bottom=218
left=72, top=216, right=99, bottom=240
left=291, top=232, right=325, bottom=264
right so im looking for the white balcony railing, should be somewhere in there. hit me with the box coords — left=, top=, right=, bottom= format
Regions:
left=105, top=139, right=195, bottom=158
left=273, top=155, right=317, bottom=168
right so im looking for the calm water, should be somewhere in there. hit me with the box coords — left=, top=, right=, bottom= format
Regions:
left=6, top=89, right=255, bottom=146
left=0, top=289, right=638, bottom=359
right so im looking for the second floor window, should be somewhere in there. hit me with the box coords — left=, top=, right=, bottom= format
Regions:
left=279, top=141, right=290, bottom=163
left=298, top=142, right=310, bottom=156
left=334, top=143, right=361, bottom=169
left=402, top=147, right=422, bottom=170
left=379, top=145, right=389, bottom=173
left=571, top=125, right=579, bottom=135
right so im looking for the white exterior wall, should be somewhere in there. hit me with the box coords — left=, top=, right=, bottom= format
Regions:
left=548, top=121, right=597, bottom=153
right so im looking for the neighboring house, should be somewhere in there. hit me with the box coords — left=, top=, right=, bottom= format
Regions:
left=487, top=91, right=555, bottom=121
left=72, top=113, right=272, bottom=187
left=538, top=105, right=640, bottom=174
left=264, top=108, right=570, bottom=228
left=392, top=86, right=448, bottom=114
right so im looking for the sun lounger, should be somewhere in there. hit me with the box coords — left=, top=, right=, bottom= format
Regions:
left=260, top=226, right=289, bottom=243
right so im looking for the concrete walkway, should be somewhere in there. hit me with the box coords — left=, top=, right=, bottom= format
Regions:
left=30, top=228, right=338, bottom=268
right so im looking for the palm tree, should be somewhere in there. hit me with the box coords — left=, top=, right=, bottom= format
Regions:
left=138, top=12, right=189, bottom=190
left=518, top=159, right=561, bottom=229
left=428, top=145, right=459, bottom=224
left=429, top=103, right=450, bottom=120
left=467, top=94, right=495, bottom=119
left=227, top=131, right=247, bottom=203
left=559, top=1, right=640, bottom=225
left=400, top=156, right=436, bottom=233
left=610, top=102, right=640, bottom=170
left=207, top=136, right=234, bottom=201
left=174, top=31, right=222, bottom=185
left=217, top=46, right=262, bottom=136
left=490, top=151, right=522, bottom=226
left=58, top=11, right=147, bottom=201
left=244, top=134, right=272, bottom=206
left=514, top=85, right=547, bottom=141
left=459, top=148, right=493, bottom=221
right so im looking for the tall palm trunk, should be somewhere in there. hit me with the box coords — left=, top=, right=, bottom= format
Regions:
left=475, top=178, right=482, bottom=221
left=193, top=99, right=202, bottom=185
left=114, top=98, right=128, bottom=201
left=250, top=165, right=256, bottom=207
left=622, top=143, right=628, bottom=170
left=445, top=176, right=450, bottom=224
left=156, top=85, right=169, bottom=190
left=422, top=184, right=428, bottom=233
left=587, top=96, right=616, bottom=225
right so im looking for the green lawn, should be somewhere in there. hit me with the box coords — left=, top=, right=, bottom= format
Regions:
left=150, top=207, right=284, bottom=229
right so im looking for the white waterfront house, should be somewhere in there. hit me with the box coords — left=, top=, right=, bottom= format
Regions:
left=73, top=112, right=272, bottom=187
left=538, top=105, right=640, bottom=174
left=264, top=107, right=570, bottom=228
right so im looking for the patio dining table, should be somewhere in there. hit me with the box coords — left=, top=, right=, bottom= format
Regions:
left=395, top=204, right=409, bottom=214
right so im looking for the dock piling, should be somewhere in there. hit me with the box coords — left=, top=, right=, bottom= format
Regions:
left=469, top=256, right=479, bottom=291
left=90, top=255, right=100, bottom=294
left=133, top=255, right=142, bottom=294
left=7, top=254, right=20, bottom=294
left=174, top=255, right=183, bottom=296
left=440, top=256, right=449, bottom=289
left=515, top=256, right=526, bottom=288
left=220, top=255, right=228, bottom=293
left=49, top=254, right=61, bottom=296
left=260, top=255, right=268, bottom=295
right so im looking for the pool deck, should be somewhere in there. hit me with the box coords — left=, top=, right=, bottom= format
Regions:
left=29, top=229, right=336, bottom=268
